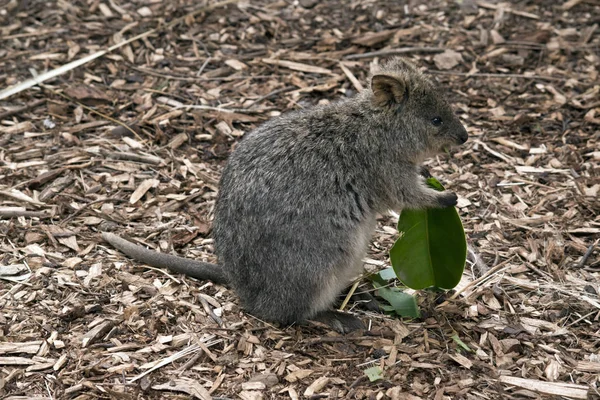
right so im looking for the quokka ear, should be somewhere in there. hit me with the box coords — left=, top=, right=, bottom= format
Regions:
left=371, top=74, right=409, bottom=108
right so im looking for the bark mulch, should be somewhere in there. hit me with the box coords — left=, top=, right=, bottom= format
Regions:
left=1, top=0, right=599, bottom=399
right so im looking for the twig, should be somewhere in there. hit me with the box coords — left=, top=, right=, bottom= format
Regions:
left=344, top=47, right=445, bottom=60
left=177, top=349, right=204, bottom=375
left=577, top=239, right=598, bottom=269
left=428, top=70, right=569, bottom=82
left=565, top=310, right=597, bottom=328
left=244, top=87, right=294, bottom=109
left=60, top=197, right=127, bottom=226
left=0, top=99, right=46, bottom=120
left=302, top=336, right=379, bottom=345
left=196, top=56, right=212, bottom=77
left=130, top=65, right=273, bottom=82
left=0, top=207, right=53, bottom=219
left=339, top=280, right=360, bottom=311
left=1, top=28, right=68, bottom=40
left=476, top=0, right=540, bottom=20
left=339, top=62, right=364, bottom=92
left=128, top=344, right=201, bottom=383
left=43, top=87, right=143, bottom=140
left=0, top=33, right=151, bottom=101
left=0, top=189, right=45, bottom=207
left=349, top=375, right=368, bottom=389
left=106, top=151, right=163, bottom=165
left=472, top=139, right=515, bottom=163
left=198, top=295, right=223, bottom=327
left=173, top=104, right=262, bottom=114
left=436, top=256, right=516, bottom=307
left=130, top=65, right=214, bottom=82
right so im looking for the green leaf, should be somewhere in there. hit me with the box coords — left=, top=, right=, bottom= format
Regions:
left=368, top=267, right=397, bottom=286
left=364, top=366, right=384, bottom=382
left=451, top=334, right=472, bottom=352
left=425, top=177, right=445, bottom=191
left=389, top=177, right=467, bottom=290
left=374, top=283, right=420, bottom=318
left=378, top=267, right=397, bottom=281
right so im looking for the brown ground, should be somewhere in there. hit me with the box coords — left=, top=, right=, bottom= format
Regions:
left=1, top=0, right=599, bottom=399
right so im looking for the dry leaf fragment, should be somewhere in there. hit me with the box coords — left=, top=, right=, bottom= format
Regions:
left=64, top=85, right=112, bottom=106
left=433, top=49, right=463, bottom=70
left=57, top=236, right=80, bottom=252
left=351, top=30, right=395, bottom=47
left=129, top=179, right=160, bottom=204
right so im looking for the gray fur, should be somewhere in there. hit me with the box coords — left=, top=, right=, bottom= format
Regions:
left=103, top=57, right=468, bottom=332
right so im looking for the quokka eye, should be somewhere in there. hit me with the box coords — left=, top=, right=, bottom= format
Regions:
left=432, top=116, right=443, bottom=126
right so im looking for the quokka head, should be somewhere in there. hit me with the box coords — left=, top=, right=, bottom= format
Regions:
left=368, top=57, right=468, bottom=158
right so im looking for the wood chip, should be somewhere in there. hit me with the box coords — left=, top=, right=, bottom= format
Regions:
left=498, top=376, right=588, bottom=399
left=261, top=58, right=333, bottom=74
left=448, top=353, right=473, bottom=369
left=303, top=376, right=329, bottom=397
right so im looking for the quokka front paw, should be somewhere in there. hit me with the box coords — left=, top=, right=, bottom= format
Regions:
left=437, top=192, right=458, bottom=208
